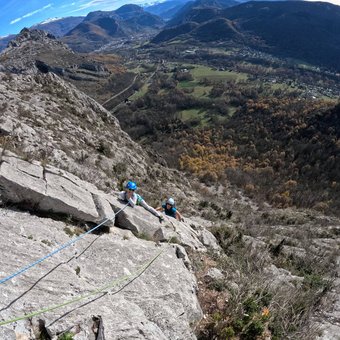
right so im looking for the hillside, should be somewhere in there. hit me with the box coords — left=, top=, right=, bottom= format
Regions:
left=113, top=44, right=340, bottom=217
left=62, top=5, right=165, bottom=52
left=153, top=0, right=340, bottom=71
left=0, top=28, right=137, bottom=107
left=167, top=0, right=239, bottom=27
left=0, top=26, right=339, bottom=340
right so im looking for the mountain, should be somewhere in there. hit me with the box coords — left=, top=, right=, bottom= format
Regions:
left=0, top=17, right=84, bottom=53
left=0, top=26, right=212, bottom=338
left=144, top=0, right=192, bottom=20
left=220, top=1, right=340, bottom=70
left=115, top=3, right=145, bottom=19
left=191, top=17, right=242, bottom=41
left=0, top=28, right=106, bottom=76
left=167, top=0, right=239, bottom=27
left=153, top=0, right=340, bottom=70
left=30, top=16, right=84, bottom=37
left=0, top=34, right=15, bottom=52
left=151, top=21, right=199, bottom=43
left=62, top=5, right=165, bottom=52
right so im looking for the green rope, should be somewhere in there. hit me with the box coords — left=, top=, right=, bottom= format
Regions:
left=0, top=246, right=165, bottom=327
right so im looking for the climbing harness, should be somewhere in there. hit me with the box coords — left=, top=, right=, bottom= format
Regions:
left=0, top=203, right=130, bottom=285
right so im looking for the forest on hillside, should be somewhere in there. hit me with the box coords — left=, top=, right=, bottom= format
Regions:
left=115, top=65, right=340, bottom=216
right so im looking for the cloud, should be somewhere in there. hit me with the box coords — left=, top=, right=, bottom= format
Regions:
left=69, top=0, right=119, bottom=13
left=10, top=4, right=53, bottom=25
left=60, top=2, right=76, bottom=9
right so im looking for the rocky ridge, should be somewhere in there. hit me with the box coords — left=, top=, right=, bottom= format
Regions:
left=0, top=147, right=221, bottom=339
left=0, top=29, right=109, bottom=81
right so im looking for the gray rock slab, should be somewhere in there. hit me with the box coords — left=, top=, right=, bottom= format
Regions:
left=40, top=168, right=99, bottom=221
left=0, top=152, right=114, bottom=224
left=197, top=228, right=220, bottom=251
left=92, top=193, right=115, bottom=227
left=263, top=264, right=304, bottom=289
left=0, top=117, right=14, bottom=136
left=0, top=208, right=202, bottom=339
left=107, top=195, right=207, bottom=250
left=0, top=155, right=46, bottom=203
left=204, top=268, right=224, bottom=283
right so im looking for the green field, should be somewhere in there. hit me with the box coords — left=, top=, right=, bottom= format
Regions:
left=179, top=108, right=210, bottom=127
left=189, top=65, right=247, bottom=81
left=177, top=81, right=212, bottom=97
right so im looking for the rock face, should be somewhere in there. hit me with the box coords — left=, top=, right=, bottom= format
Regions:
left=2, top=27, right=338, bottom=340
left=0, top=69, right=147, bottom=192
left=314, top=258, right=340, bottom=340
left=0, top=149, right=219, bottom=251
left=0, top=208, right=202, bottom=339
left=0, top=151, right=219, bottom=339
left=0, top=68, right=193, bottom=213
left=1, top=29, right=72, bottom=74
left=0, top=149, right=113, bottom=225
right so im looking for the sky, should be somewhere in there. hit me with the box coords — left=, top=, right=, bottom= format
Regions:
left=0, top=0, right=340, bottom=37
left=0, top=0, right=150, bottom=37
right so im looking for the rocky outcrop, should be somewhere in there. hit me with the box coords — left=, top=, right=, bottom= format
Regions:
left=106, top=194, right=219, bottom=250
left=0, top=208, right=203, bottom=339
left=0, top=152, right=211, bottom=340
left=0, top=150, right=219, bottom=336
left=0, top=149, right=114, bottom=226
left=0, top=69, right=192, bottom=208
left=0, top=29, right=71, bottom=74
left=0, top=149, right=219, bottom=251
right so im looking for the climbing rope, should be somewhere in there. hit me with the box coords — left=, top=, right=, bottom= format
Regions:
left=0, top=203, right=130, bottom=285
left=0, top=243, right=165, bottom=326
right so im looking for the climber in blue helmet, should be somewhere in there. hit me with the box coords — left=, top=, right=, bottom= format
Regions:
left=156, top=197, right=184, bottom=221
left=118, top=181, right=164, bottom=223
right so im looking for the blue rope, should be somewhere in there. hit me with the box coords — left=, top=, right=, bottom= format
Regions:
left=0, top=203, right=129, bottom=285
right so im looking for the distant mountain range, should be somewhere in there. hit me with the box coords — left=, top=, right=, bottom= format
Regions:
left=144, top=0, right=192, bottom=20
left=61, top=4, right=165, bottom=52
left=0, top=34, right=16, bottom=52
left=166, top=0, right=239, bottom=26
left=31, top=17, right=84, bottom=37
left=1, top=0, right=340, bottom=70
left=152, top=0, right=340, bottom=71
left=0, top=3, right=170, bottom=53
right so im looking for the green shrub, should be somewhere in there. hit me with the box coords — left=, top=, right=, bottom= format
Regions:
left=221, top=326, right=235, bottom=338
left=243, top=297, right=259, bottom=316
left=58, top=332, right=74, bottom=340
left=208, top=279, right=226, bottom=292
left=241, top=319, right=265, bottom=339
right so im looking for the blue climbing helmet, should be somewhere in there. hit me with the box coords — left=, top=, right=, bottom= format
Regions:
left=126, top=181, right=137, bottom=191
left=166, top=198, right=175, bottom=206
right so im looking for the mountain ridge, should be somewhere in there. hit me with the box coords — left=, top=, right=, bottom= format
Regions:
left=153, top=0, right=340, bottom=70
left=62, top=5, right=165, bottom=52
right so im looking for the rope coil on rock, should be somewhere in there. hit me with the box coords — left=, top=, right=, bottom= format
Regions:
left=0, top=203, right=129, bottom=285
